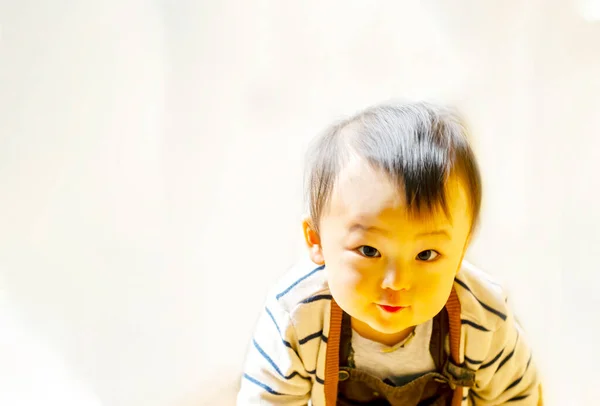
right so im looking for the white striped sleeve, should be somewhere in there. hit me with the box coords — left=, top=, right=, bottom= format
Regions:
left=236, top=298, right=312, bottom=406
left=469, top=299, right=541, bottom=405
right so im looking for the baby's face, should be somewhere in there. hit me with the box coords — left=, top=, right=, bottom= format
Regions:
left=315, top=157, right=472, bottom=337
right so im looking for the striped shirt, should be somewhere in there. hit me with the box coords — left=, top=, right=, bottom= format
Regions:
left=237, top=258, right=541, bottom=405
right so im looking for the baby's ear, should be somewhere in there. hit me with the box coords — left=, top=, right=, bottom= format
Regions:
left=302, top=216, right=325, bottom=265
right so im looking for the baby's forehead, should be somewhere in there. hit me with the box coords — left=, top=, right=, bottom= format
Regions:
left=343, top=206, right=452, bottom=231
left=327, top=159, right=469, bottom=224
left=334, top=156, right=401, bottom=195
left=334, top=157, right=456, bottom=199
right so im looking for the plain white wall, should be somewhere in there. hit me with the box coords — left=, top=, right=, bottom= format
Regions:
left=1, top=1, right=599, bottom=405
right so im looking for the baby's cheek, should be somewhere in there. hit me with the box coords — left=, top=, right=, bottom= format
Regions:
left=333, top=265, right=363, bottom=293
left=410, top=272, right=436, bottom=299
left=417, top=269, right=456, bottom=305
left=421, top=271, right=446, bottom=290
left=345, top=260, right=378, bottom=285
left=329, top=262, right=371, bottom=297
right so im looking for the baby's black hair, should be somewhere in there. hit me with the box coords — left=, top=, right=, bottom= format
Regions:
left=304, top=101, right=482, bottom=235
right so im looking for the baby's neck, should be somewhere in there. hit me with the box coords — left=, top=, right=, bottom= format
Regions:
left=351, top=317, right=416, bottom=347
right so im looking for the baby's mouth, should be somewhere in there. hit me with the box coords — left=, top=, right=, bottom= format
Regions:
left=377, top=304, right=406, bottom=313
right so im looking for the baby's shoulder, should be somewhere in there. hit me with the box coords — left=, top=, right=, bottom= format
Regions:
left=266, top=257, right=331, bottom=314
left=263, top=258, right=331, bottom=340
left=454, top=261, right=511, bottom=332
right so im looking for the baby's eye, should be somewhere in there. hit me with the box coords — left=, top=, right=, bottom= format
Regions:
left=416, top=250, right=440, bottom=261
left=357, top=245, right=381, bottom=258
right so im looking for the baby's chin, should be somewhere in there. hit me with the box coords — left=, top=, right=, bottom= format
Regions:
left=370, top=306, right=438, bottom=334
left=368, top=317, right=414, bottom=335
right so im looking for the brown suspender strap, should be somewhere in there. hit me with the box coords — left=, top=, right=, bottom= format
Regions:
left=445, top=287, right=464, bottom=406
left=325, top=288, right=463, bottom=406
left=446, top=288, right=462, bottom=363
left=324, top=299, right=343, bottom=405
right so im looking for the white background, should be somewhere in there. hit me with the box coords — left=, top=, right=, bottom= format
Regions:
left=1, top=1, right=599, bottom=405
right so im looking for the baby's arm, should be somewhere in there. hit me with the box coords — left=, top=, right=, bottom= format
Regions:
left=236, top=299, right=312, bottom=405
left=469, top=300, right=541, bottom=405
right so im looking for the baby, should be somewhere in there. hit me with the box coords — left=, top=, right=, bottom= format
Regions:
left=236, top=101, right=541, bottom=405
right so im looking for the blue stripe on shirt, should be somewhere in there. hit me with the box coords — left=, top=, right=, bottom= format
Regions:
left=306, top=369, right=325, bottom=384
left=455, top=278, right=507, bottom=321
left=465, top=355, right=483, bottom=365
left=298, top=329, right=328, bottom=345
left=506, top=394, right=530, bottom=402
left=264, top=307, right=301, bottom=358
left=253, top=339, right=311, bottom=381
left=265, top=307, right=283, bottom=336
left=503, top=352, right=532, bottom=395
left=471, top=391, right=484, bottom=399
left=300, top=294, right=332, bottom=304
left=504, top=372, right=526, bottom=392
left=461, top=319, right=491, bottom=332
left=276, top=265, right=325, bottom=300
left=480, top=348, right=504, bottom=369
left=497, top=332, right=520, bottom=373
left=243, top=373, right=284, bottom=395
